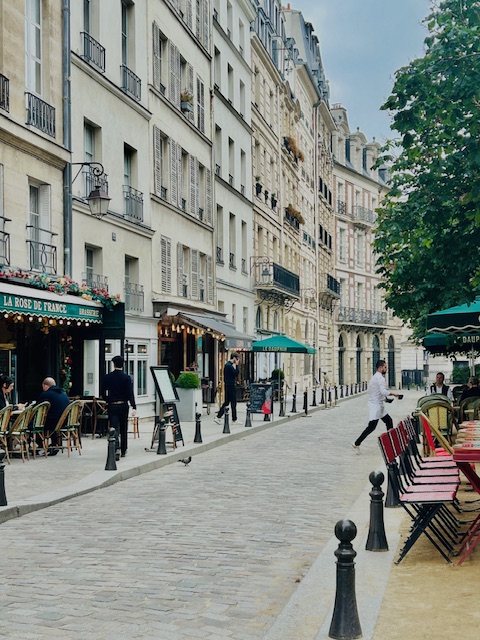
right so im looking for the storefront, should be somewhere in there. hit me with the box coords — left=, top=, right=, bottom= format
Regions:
left=0, top=282, right=125, bottom=401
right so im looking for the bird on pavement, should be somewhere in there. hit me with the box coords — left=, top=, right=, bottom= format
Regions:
left=178, top=456, right=192, bottom=466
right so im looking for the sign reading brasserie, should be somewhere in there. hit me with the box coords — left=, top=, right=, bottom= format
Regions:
left=0, top=292, right=102, bottom=322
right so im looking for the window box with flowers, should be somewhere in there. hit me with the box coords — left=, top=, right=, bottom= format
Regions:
left=180, top=90, right=194, bottom=113
left=283, top=136, right=305, bottom=163
left=255, top=176, right=262, bottom=196
left=285, top=204, right=304, bottom=230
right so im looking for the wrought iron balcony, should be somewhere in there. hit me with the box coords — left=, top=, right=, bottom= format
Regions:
left=284, top=210, right=300, bottom=231
left=84, top=165, right=109, bottom=198
left=229, top=252, right=236, bottom=269
left=25, top=93, right=56, bottom=137
left=124, top=186, right=144, bottom=222
left=216, top=246, right=224, bottom=265
left=0, top=74, right=9, bottom=111
left=120, top=65, right=141, bottom=101
left=0, top=227, right=11, bottom=266
left=337, top=306, right=388, bottom=326
left=82, top=273, right=109, bottom=291
left=337, top=199, right=346, bottom=215
left=353, top=205, right=376, bottom=226
left=124, top=282, right=144, bottom=312
left=252, top=257, right=300, bottom=302
left=26, top=226, right=58, bottom=274
left=81, top=32, right=106, bottom=72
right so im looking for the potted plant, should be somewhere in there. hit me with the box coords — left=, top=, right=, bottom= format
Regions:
left=175, top=371, right=202, bottom=422
left=180, top=90, right=194, bottom=113
left=270, top=369, right=285, bottom=400
left=264, top=189, right=269, bottom=202
left=255, top=176, right=262, bottom=196
left=271, top=193, right=277, bottom=208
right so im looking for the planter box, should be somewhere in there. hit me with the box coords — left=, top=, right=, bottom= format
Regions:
left=176, top=387, right=203, bottom=422
left=181, top=101, right=193, bottom=113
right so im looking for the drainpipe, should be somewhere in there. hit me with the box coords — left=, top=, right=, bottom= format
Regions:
left=62, top=0, right=72, bottom=276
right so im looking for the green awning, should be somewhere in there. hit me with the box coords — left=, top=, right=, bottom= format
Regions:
left=252, top=335, right=316, bottom=354
left=427, top=297, right=480, bottom=334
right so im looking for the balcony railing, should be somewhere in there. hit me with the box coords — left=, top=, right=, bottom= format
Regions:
left=81, top=32, right=106, bottom=72
left=353, top=205, right=376, bottom=225
left=326, top=274, right=341, bottom=296
left=0, top=228, right=11, bottom=266
left=82, top=273, right=109, bottom=291
left=337, top=199, right=346, bottom=215
left=26, top=226, right=58, bottom=274
left=124, top=185, right=144, bottom=222
left=85, top=166, right=109, bottom=198
left=284, top=211, right=300, bottom=230
left=124, top=282, right=144, bottom=312
left=120, top=65, right=141, bottom=101
left=337, top=306, right=388, bottom=326
left=252, top=258, right=300, bottom=298
left=0, top=74, right=9, bottom=111
left=25, top=93, right=56, bottom=137
left=229, top=252, right=236, bottom=268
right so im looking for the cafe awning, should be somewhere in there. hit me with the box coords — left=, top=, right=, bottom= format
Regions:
left=252, top=335, right=316, bottom=354
left=0, top=282, right=103, bottom=324
left=177, top=311, right=255, bottom=350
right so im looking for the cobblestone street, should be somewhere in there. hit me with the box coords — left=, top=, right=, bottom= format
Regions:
left=0, top=393, right=419, bottom=639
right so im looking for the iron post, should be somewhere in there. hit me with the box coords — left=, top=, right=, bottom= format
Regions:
left=291, top=382, right=297, bottom=413
left=311, top=388, right=317, bottom=407
left=303, top=390, right=308, bottom=416
left=366, top=470, right=389, bottom=551
left=223, top=407, right=230, bottom=433
left=105, top=427, right=117, bottom=471
left=244, top=402, right=252, bottom=427
left=0, top=450, right=7, bottom=506
left=194, top=412, right=202, bottom=443
left=156, top=419, right=167, bottom=455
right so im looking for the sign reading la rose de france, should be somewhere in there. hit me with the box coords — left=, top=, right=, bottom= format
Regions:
left=0, top=292, right=101, bottom=321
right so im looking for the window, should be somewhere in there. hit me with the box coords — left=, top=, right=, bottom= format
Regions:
left=124, top=256, right=144, bottom=312
left=28, top=182, right=54, bottom=273
left=339, top=228, right=346, bottom=262
left=196, top=76, right=205, bottom=133
left=152, top=23, right=167, bottom=94
left=160, top=236, right=171, bottom=294
left=243, top=307, right=248, bottom=333
left=84, top=0, right=91, bottom=33
left=355, top=231, right=365, bottom=267
left=25, top=0, right=42, bottom=94
left=121, top=1, right=130, bottom=66
left=85, top=246, right=94, bottom=285
left=125, top=341, right=148, bottom=396
left=153, top=126, right=168, bottom=199
left=355, top=282, right=364, bottom=310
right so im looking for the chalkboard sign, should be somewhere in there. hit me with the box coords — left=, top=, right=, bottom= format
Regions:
left=249, top=383, right=273, bottom=415
left=150, top=366, right=179, bottom=404
left=150, top=404, right=184, bottom=449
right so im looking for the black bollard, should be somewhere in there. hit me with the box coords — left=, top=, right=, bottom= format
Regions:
left=291, top=383, right=297, bottom=413
left=345, top=385, right=349, bottom=397
left=329, top=519, right=362, bottom=640
left=321, top=387, right=325, bottom=405
left=156, top=419, right=167, bottom=455
left=303, top=390, right=308, bottom=415
left=0, top=449, right=7, bottom=506
left=194, top=412, right=203, bottom=443
left=366, top=470, right=389, bottom=552
left=223, top=407, right=230, bottom=433
left=105, top=427, right=117, bottom=471
left=334, top=386, right=338, bottom=406
left=245, top=402, right=253, bottom=427
left=311, top=388, right=317, bottom=407
left=279, top=394, right=285, bottom=417
left=328, top=387, right=332, bottom=406
left=340, top=385, right=344, bottom=399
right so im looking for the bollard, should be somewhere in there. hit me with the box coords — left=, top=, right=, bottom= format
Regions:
left=194, top=412, right=203, bottom=443
left=0, top=449, right=7, bottom=506
left=279, top=394, right=285, bottom=417
left=223, top=407, right=230, bottom=433
left=340, top=385, right=344, bottom=399
left=311, top=388, right=317, bottom=407
left=345, top=385, right=349, bottom=397
left=334, top=386, right=338, bottom=406
left=105, top=427, right=117, bottom=471
left=329, top=519, right=362, bottom=640
left=328, top=387, right=332, bottom=406
left=366, top=470, right=389, bottom=551
left=303, top=390, right=308, bottom=415
left=244, top=402, right=253, bottom=427
left=291, top=383, right=297, bottom=413
left=156, top=419, right=167, bottom=455
left=321, top=387, right=325, bottom=405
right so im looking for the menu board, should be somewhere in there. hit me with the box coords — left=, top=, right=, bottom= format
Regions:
left=249, top=383, right=273, bottom=415
left=150, top=366, right=179, bottom=403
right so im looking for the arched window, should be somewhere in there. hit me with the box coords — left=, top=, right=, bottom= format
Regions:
left=356, top=335, right=362, bottom=383
left=388, top=336, right=396, bottom=387
left=338, top=335, right=345, bottom=386
left=372, top=335, right=380, bottom=374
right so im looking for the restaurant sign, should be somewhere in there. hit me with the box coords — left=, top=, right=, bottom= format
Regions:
left=0, top=292, right=102, bottom=323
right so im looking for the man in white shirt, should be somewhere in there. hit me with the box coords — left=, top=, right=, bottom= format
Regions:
left=351, top=359, right=399, bottom=454
left=429, top=372, right=452, bottom=400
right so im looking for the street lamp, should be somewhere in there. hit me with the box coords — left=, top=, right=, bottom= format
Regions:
left=72, top=162, right=111, bottom=219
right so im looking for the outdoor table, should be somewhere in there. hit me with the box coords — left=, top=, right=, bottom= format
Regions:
left=453, top=440, right=480, bottom=565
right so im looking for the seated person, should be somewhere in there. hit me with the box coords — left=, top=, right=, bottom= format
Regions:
left=460, top=376, right=480, bottom=403
left=0, top=375, right=25, bottom=411
left=35, top=377, right=70, bottom=452
left=429, top=372, right=452, bottom=400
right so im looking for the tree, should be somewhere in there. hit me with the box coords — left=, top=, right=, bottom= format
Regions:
left=374, top=0, right=480, bottom=340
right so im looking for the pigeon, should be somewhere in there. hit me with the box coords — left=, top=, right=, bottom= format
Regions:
left=178, top=456, right=192, bottom=466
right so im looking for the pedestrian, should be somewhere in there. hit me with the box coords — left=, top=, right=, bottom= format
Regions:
left=351, top=359, right=399, bottom=454
left=429, top=372, right=452, bottom=400
left=215, top=352, right=239, bottom=424
left=0, top=375, right=25, bottom=411
left=35, top=377, right=70, bottom=454
left=460, top=376, right=480, bottom=402
left=103, top=355, right=136, bottom=460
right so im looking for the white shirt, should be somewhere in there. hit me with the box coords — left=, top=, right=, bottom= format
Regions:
left=368, top=371, right=390, bottom=405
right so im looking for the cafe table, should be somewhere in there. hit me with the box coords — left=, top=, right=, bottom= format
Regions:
left=453, top=430, right=480, bottom=565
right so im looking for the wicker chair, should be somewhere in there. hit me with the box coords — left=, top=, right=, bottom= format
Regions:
left=8, top=406, right=34, bottom=462
left=0, top=405, right=13, bottom=463
left=47, top=400, right=83, bottom=457
left=29, top=401, right=51, bottom=459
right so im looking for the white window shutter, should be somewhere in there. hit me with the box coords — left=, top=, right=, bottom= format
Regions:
left=197, top=76, right=205, bottom=133
left=189, top=155, right=198, bottom=218
left=195, top=0, right=201, bottom=41
left=202, top=0, right=209, bottom=49
left=177, top=243, right=184, bottom=296
left=153, top=126, right=163, bottom=197
left=39, top=184, right=51, bottom=244
left=191, top=248, right=199, bottom=299
left=187, top=63, right=194, bottom=123
left=206, top=255, right=213, bottom=303
left=169, top=41, right=180, bottom=107
left=185, top=0, right=193, bottom=29
left=153, top=22, right=161, bottom=90
left=177, top=146, right=183, bottom=209
left=205, top=168, right=212, bottom=225
left=161, top=235, right=172, bottom=294
left=170, top=139, right=178, bottom=206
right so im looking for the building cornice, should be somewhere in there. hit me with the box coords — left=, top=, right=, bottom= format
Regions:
left=0, top=124, right=70, bottom=169
left=214, top=87, right=253, bottom=134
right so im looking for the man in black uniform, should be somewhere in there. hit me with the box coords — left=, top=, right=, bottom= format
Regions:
left=215, top=352, right=239, bottom=423
left=103, top=355, right=136, bottom=460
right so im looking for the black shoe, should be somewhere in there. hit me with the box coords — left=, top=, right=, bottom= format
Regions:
left=47, top=448, right=59, bottom=456
left=121, top=451, right=127, bottom=457
left=115, top=451, right=121, bottom=461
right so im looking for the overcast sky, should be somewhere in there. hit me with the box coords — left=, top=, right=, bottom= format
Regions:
left=289, top=0, right=431, bottom=142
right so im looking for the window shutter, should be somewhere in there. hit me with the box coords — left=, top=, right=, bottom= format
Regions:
left=187, top=63, right=194, bottom=123
left=202, top=0, right=209, bottom=49
left=177, top=146, right=183, bottom=209
left=189, top=155, right=198, bottom=218
left=153, top=22, right=161, bottom=90
left=197, top=76, right=205, bottom=133
left=177, top=243, right=184, bottom=296
left=185, top=0, right=193, bottom=29
left=153, top=126, right=163, bottom=197
left=161, top=235, right=172, bottom=294
left=0, top=164, right=3, bottom=222
left=39, top=184, right=51, bottom=245
left=169, top=41, right=180, bottom=107
left=205, top=167, right=212, bottom=225
left=206, top=255, right=213, bottom=303
left=195, top=0, right=201, bottom=41
left=170, top=139, right=178, bottom=206
left=191, top=248, right=199, bottom=299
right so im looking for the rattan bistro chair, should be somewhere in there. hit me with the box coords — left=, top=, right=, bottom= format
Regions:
left=0, top=405, right=13, bottom=463
left=8, top=406, right=34, bottom=462
left=48, top=400, right=83, bottom=457
left=29, top=401, right=51, bottom=459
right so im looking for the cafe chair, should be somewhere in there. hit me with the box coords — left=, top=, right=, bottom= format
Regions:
left=0, top=405, right=13, bottom=463
left=92, top=398, right=109, bottom=438
left=459, top=396, right=480, bottom=423
left=29, top=401, right=51, bottom=459
left=422, top=400, right=456, bottom=443
left=47, top=399, right=83, bottom=457
left=7, top=406, right=34, bottom=463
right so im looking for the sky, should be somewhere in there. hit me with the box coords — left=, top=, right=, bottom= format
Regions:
left=288, top=0, right=431, bottom=142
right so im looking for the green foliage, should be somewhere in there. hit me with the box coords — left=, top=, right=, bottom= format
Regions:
left=374, top=0, right=480, bottom=340
left=271, top=368, right=285, bottom=380
left=176, top=372, right=200, bottom=389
